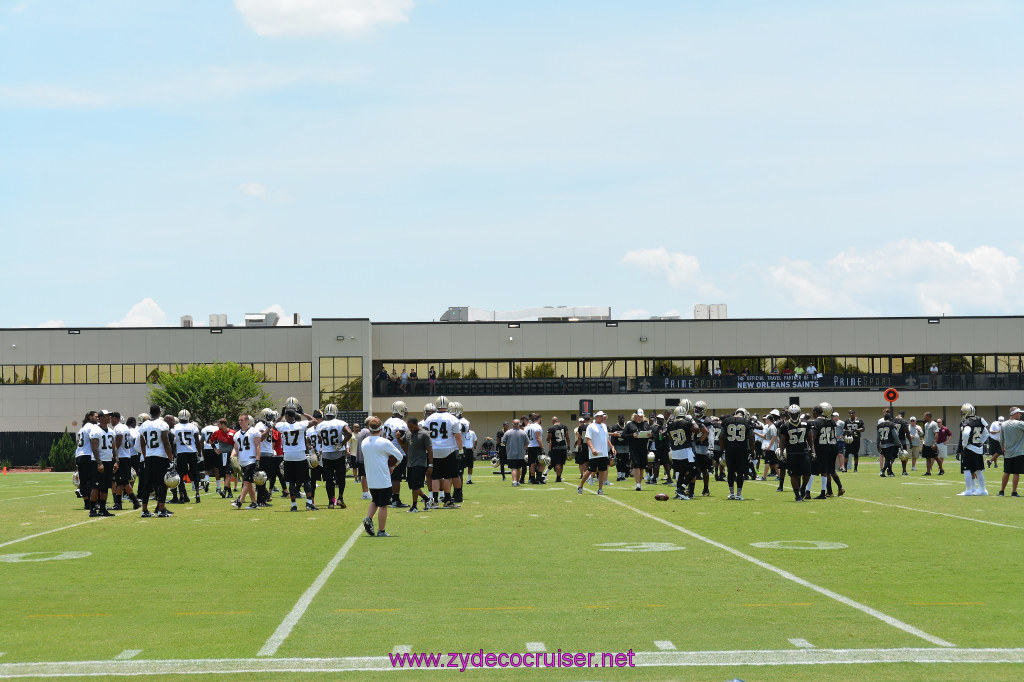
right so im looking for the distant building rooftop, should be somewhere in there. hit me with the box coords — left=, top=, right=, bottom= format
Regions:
left=441, top=306, right=611, bottom=322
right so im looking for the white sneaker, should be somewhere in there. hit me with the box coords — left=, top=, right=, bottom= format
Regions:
left=727, top=493, right=736, bottom=500
left=957, top=490, right=974, bottom=496
left=360, top=492, right=371, bottom=500
left=635, top=484, right=642, bottom=491
left=735, top=493, right=744, bottom=501
left=911, top=466, right=917, bottom=471
left=976, top=488, right=989, bottom=496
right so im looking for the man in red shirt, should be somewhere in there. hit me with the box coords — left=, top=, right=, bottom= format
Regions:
left=207, top=419, right=237, bottom=497
left=935, top=418, right=951, bottom=476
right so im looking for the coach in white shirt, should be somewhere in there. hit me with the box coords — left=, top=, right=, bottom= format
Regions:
left=361, top=417, right=405, bottom=537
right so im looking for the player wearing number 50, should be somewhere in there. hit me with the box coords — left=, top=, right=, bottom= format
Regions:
left=422, top=396, right=463, bottom=509
left=718, top=408, right=754, bottom=501
left=361, top=417, right=405, bottom=537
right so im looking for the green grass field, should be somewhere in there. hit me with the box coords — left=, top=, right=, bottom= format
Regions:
left=2, top=463, right=1023, bottom=681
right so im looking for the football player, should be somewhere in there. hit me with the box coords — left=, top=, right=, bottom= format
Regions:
left=451, top=401, right=469, bottom=500
left=382, top=401, right=411, bottom=509
left=275, top=407, right=318, bottom=511
left=230, top=413, right=263, bottom=509
left=809, top=403, right=843, bottom=498
left=844, top=410, right=865, bottom=472
left=876, top=410, right=900, bottom=478
left=622, top=409, right=651, bottom=491
left=573, top=417, right=590, bottom=482
left=138, top=405, right=175, bottom=517
left=422, top=396, right=463, bottom=508
left=306, top=410, right=323, bottom=500
left=957, top=403, right=989, bottom=496
left=463, top=424, right=478, bottom=485
left=89, top=410, right=117, bottom=516
left=778, top=404, right=812, bottom=502
left=254, top=408, right=278, bottom=507
left=200, top=420, right=221, bottom=495
left=691, top=401, right=714, bottom=497
left=525, top=413, right=545, bottom=485
left=761, top=411, right=780, bottom=482
left=74, top=411, right=100, bottom=509
left=110, top=412, right=140, bottom=510
left=718, top=408, right=753, bottom=500
left=206, top=419, right=236, bottom=497
left=404, top=417, right=433, bottom=511
left=171, top=410, right=203, bottom=503
left=666, top=401, right=704, bottom=500
left=650, top=413, right=673, bottom=485
left=546, top=416, right=569, bottom=484
left=609, top=414, right=629, bottom=481
left=497, top=421, right=511, bottom=481
left=316, top=404, right=353, bottom=509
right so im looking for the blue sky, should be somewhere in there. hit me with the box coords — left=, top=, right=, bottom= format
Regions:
left=1, top=0, right=1022, bottom=327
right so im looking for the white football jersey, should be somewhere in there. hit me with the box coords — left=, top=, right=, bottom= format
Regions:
left=172, top=422, right=201, bottom=453
left=74, top=423, right=100, bottom=457
left=275, top=420, right=310, bottom=461
left=382, top=416, right=409, bottom=451
left=256, top=422, right=276, bottom=454
left=138, top=419, right=171, bottom=458
left=123, top=427, right=139, bottom=458
left=233, top=426, right=261, bottom=465
left=316, top=418, right=351, bottom=453
left=306, top=425, right=319, bottom=453
left=201, top=424, right=218, bottom=450
left=95, top=426, right=116, bottom=462
left=422, top=411, right=462, bottom=453
left=525, top=423, right=543, bottom=448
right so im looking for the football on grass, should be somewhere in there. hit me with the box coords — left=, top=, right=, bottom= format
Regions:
left=654, top=493, right=669, bottom=501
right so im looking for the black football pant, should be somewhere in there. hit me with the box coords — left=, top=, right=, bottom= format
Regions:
left=141, top=457, right=170, bottom=507
left=322, top=457, right=347, bottom=502
left=725, top=451, right=748, bottom=488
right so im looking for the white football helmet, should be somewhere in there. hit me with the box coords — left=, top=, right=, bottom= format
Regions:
left=391, top=401, right=408, bottom=418
left=285, top=396, right=299, bottom=409
left=787, top=404, right=802, bottom=424
left=491, top=456, right=499, bottom=467
left=307, top=453, right=320, bottom=468
left=694, top=400, right=707, bottom=417
left=451, top=401, right=463, bottom=417
left=435, top=396, right=449, bottom=411
left=164, top=469, right=181, bottom=489
left=260, top=408, right=275, bottom=423
left=178, top=409, right=191, bottom=423
left=323, top=403, right=338, bottom=419
left=961, top=403, right=976, bottom=418
left=130, top=468, right=137, bottom=485
left=137, top=413, right=149, bottom=424
left=423, top=402, right=436, bottom=417
left=735, top=407, right=749, bottom=419
left=818, top=402, right=833, bottom=418
left=278, top=461, right=285, bottom=476
left=647, top=452, right=655, bottom=462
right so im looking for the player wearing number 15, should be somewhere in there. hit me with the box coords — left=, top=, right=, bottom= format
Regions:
left=718, top=408, right=753, bottom=500
left=422, top=396, right=463, bottom=509
left=171, top=411, right=203, bottom=504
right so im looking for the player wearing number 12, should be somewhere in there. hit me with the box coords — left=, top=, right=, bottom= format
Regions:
left=718, top=408, right=754, bottom=500
left=421, top=396, right=463, bottom=509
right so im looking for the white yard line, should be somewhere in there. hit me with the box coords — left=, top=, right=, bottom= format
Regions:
left=843, top=496, right=1024, bottom=529
left=571, top=484, right=955, bottom=648
left=256, top=524, right=364, bottom=657
left=0, top=513, right=130, bottom=550
left=2, top=648, right=1024, bottom=676
left=0, top=493, right=62, bottom=503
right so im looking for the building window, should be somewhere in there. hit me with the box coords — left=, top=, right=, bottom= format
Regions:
left=319, top=356, right=363, bottom=410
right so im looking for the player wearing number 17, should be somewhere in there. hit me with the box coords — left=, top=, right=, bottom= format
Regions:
left=421, top=396, right=463, bottom=509
left=276, top=408, right=319, bottom=511
left=718, top=408, right=754, bottom=500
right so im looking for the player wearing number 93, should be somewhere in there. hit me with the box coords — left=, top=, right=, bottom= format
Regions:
left=718, top=408, right=753, bottom=500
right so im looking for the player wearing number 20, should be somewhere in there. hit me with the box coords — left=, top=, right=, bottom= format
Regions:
left=421, top=396, right=463, bottom=509
left=718, top=408, right=754, bottom=501
left=808, top=403, right=843, bottom=499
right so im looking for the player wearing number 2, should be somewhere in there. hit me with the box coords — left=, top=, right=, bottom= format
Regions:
left=718, top=408, right=754, bottom=500
left=808, top=403, right=844, bottom=499
left=421, top=396, right=463, bottom=509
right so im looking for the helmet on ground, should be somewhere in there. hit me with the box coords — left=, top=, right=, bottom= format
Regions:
left=253, top=469, right=268, bottom=486
left=392, top=401, right=408, bottom=418
left=694, top=400, right=707, bottom=417
left=818, top=402, right=834, bottom=418
left=436, top=396, right=449, bottom=411
left=178, top=409, right=191, bottom=423
left=961, top=403, right=976, bottom=418
left=787, top=404, right=802, bottom=424
left=491, top=456, right=499, bottom=467
left=323, top=403, right=338, bottom=419
left=164, top=469, right=181, bottom=489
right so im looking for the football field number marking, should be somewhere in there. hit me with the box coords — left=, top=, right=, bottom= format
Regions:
left=789, top=638, right=815, bottom=649
left=750, top=541, right=847, bottom=550
left=0, top=551, right=91, bottom=563
left=114, top=650, right=141, bottom=660
left=525, top=642, right=546, bottom=652
left=570, top=483, right=955, bottom=648
left=595, top=542, right=685, bottom=552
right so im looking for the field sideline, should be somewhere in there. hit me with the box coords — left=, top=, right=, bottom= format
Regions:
left=1, top=465, right=1023, bottom=681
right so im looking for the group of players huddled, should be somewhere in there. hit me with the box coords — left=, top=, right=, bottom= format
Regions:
left=71, top=397, right=481, bottom=534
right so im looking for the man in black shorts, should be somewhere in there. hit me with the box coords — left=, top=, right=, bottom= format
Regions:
left=718, top=408, right=753, bottom=500
left=574, top=416, right=590, bottom=480
left=622, top=409, right=651, bottom=491
left=845, top=410, right=865, bottom=472
left=778, top=404, right=812, bottom=502
left=809, top=403, right=843, bottom=499
left=404, top=417, right=433, bottom=512
left=496, top=422, right=509, bottom=481
left=546, top=416, right=570, bottom=483
left=877, top=410, right=900, bottom=478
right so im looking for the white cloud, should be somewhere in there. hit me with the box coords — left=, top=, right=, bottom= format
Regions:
left=621, top=247, right=722, bottom=296
left=239, top=182, right=267, bottom=198
left=107, top=298, right=167, bottom=328
left=763, top=240, right=1022, bottom=316
left=37, top=319, right=64, bottom=328
left=235, top=0, right=414, bottom=37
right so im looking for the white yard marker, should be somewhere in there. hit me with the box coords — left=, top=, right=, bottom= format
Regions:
left=525, top=642, right=546, bottom=652
left=114, top=650, right=142, bottom=660
left=845, top=496, right=1023, bottom=529
left=0, top=492, right=62, bottom=503
left=789, top=639, right=815, bottom=649
left=391, top=645, right=411, bottom=655
left=0, top=512, right=129, bottom=550
left=654, top=641, right=676, bottom=650
left=257, top=524, right=364, bottom=657
left=570, top=483, right=956, bottom=648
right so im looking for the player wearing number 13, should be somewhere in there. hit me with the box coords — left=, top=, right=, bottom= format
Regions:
left=421, top=396, right=463, bottom=509
left=718, top=408, right=753, bottom=500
